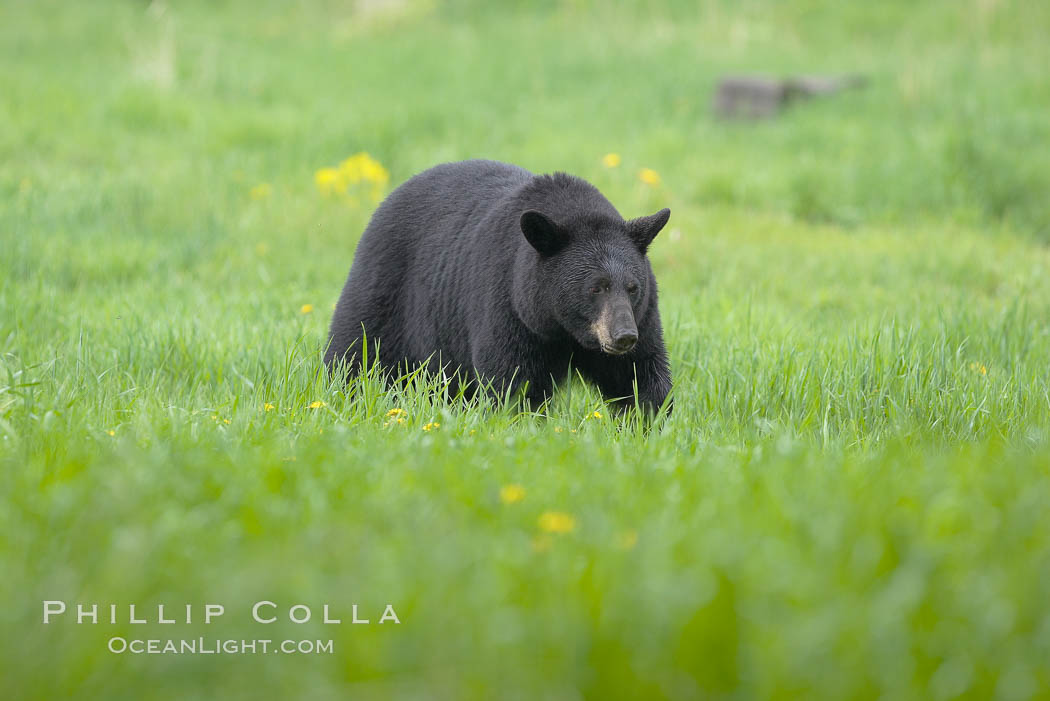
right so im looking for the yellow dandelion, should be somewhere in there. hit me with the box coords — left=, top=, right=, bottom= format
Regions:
left=360, top=157, right=389, bottom=185
left=969, top=362, right=988, bottom=375
left=616, top=529, right=639, bottom=550
left=339, top=152, right=389, bottom=185
left=591, top=410, right=603, bottom=420
left=423, top=422, right=441, bottom=432
left=308, top=401, right=326, bottom=409
left=107, top=430, right=115, bottom=436
left=554, top=426, right=563, bottom=433
left=338, top=155, right=364, bottom=184
left=318, top=154, right=388, bottom=202
left=249, top=183, right=273, bottom=200
left=602, top=153, right=622, bottom=168
left=638, top=168, right=661, bottom=186
left=300, top=304, right=314, bottom=314
left=223, top=418, right=231, bottom=425
left=314, top=167, right=344, bottom=196
left=264, top=403, right=275, bottom=412
left=499, top=484, right=526, bottom=504
left=469, top=429, right=477, bottom=436
left=538, top=511, right=576, bottom=534
left=386, top=408, right=408, bottom=419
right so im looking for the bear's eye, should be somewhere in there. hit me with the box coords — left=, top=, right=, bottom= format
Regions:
left=626, top=283, right=639, bottom=295
left=589, top=285, right=603, bottom=296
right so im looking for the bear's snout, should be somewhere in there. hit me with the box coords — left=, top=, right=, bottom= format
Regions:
left=593, top=299, right=638, bottom=355
left=609, top=329, right=638, bottom=354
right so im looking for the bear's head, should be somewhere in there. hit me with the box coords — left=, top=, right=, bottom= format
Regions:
left=519, top=208, right=670, bottom=355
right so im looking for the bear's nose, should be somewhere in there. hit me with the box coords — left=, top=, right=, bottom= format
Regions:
left=610, top=331, right=638, bottom=354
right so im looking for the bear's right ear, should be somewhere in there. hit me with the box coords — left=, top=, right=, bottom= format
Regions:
left=520, top=210, right=569, bottom=256
left=627, top=208, right=671, bottom=253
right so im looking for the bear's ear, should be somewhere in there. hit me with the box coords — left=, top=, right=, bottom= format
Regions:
left=520, top=210, right=569, bottom=256
left=627, top=208, right=671, bottom=253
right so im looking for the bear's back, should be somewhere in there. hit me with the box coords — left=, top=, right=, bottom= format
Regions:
left=333, top=161, right=535, bottom=368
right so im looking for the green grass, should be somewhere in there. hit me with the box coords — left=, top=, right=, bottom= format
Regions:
left=3, top=0, right=1050, bottom=698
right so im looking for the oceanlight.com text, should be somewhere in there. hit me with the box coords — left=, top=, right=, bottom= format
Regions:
left=107, top=637, right=334, bottom=655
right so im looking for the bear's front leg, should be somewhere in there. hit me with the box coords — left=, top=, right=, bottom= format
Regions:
left=586, top=351, right=672, bottom=417
left=470, top=339, right=554, bottom=412
left=473, top=364, right=553, bottom=411
left=633, top=353, right=673, bottom=416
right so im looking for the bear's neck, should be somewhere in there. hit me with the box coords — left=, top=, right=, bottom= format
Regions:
left=511, top=249, right=561, bottom=341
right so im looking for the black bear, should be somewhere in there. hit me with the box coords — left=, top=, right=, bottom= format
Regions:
left=325, top=159, right=672, bottom=414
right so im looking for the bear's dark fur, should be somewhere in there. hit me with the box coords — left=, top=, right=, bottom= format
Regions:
left=325, top=159, right=672, bottom=414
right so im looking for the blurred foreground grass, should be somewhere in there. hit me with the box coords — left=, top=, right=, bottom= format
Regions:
left=2, top=0, right=1050, bottom=698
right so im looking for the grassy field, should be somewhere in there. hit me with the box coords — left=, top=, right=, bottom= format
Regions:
left=3, top=0, right=1050, bottom=698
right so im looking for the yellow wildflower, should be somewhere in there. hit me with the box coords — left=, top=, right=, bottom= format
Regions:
left=338, top=156, right=364, bottom=184
left=362, top=160, right=389, bottom=185
left=308, top=401, right=326, bottom=409
left=591, top=410, right=603, bottom=420
left=300, top=304, right=314, bottom=314
left=638, top=168, right=661, bottom=186
left=107, top=430, right=115, bottom=436
left=499, top=484, right=526, bottom=504
left=538, top=511, right=576, bottom=534
left=339, top=152, right=389, bottom=186
left=423, top=422, right=440, bottom=432
left=314, top=167, right=344, bottom=196
left=264, top=403, right=275, bottom=412
left=969, top=362, right=988, bottom=375
left=249, top=183, right=273, bottom=200
left=554, top=426, right=563, bottom=433
left=317, top=153, right=389, bottom=203
left=223, top=418, right=231, bottom=425
left=386, top=408, right=408, bottom=419
left=602, top=153, right=622, bottom=168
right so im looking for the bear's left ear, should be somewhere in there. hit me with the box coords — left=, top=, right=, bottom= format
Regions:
left=627, top=208, right=671, bottom=253
left=520, top=210, right=569, bottom=256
